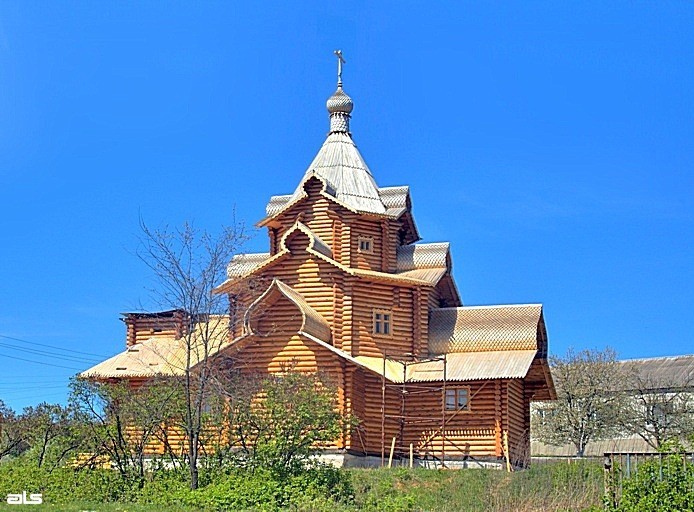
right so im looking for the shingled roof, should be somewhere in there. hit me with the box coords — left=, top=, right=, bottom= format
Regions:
left=428, top=304, right=545, bottom=355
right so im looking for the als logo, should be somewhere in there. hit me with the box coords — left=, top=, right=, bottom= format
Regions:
left=6, top=492, right=43, bottom=505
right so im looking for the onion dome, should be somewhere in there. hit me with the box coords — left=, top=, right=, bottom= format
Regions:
left=327, top=86, right=353, bottom=134
left=327, top=87, right=354, bottom=115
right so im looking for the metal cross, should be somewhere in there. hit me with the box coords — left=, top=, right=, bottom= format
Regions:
left=334, top=50, right=346, bottom=87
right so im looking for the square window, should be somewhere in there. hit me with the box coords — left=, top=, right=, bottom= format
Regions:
left=358, top=236, right=374, bottom=253
left=445, top=388, right=470, bottom=412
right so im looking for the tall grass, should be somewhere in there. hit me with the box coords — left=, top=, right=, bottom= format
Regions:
left=349, top=460, right=603, bottom=512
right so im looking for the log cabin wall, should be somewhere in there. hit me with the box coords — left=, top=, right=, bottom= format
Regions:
left=350, top=282, right=415, bottom=358
left=402, top=380, right=499, bottom=459
left=504, top=378, right=530, bottom=465
left=350, top=217, right=385, bottom=271
left=351, top=369, right=403, bottom=456
left=123, top=311, right=185, bottom=347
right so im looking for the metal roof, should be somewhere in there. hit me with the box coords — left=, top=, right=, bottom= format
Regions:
left=378, top=186, right=410, bottom=217
left=619, top=355, right=694, bottom=391
left=396, top=243, right=451, bottom=272
left=354, top=350, right=537, bottom=383
left=289, top=132, right=386, bottom=214
left=80, top=316, right=229, bottom=379
left=429, top=304, right=543, bottom=354
left=227, top=252, right=271, bottom=279
left=408, top=350, right=538, bottom=382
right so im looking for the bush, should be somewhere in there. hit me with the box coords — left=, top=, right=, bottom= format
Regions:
left=137, top=463, right=352, bottom=511
left=617, top=454, right=694, bottom=511
left=0, top=459, right=137, bottom=504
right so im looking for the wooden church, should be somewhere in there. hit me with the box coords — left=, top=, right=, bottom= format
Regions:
left=83, top=55, right=555, bottom=467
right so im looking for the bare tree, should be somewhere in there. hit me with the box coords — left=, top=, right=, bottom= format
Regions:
left=136, top=219, right=246, bottom=489
left=620, top=366, right=694, bottom=449
left=532, top=348, right=627, bottom=456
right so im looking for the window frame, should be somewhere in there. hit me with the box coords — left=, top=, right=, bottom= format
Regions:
left=372, top=309, right=393, bottom=337
left=358, top=236, right=374, bottom=254
left=445, top=387, right=471, bottom=413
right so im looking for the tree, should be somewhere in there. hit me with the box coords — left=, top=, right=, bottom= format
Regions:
left=19, top=402, right=81, bottom=470
left=136, top=219, right=246, bottom=489
left=212, top=369, right=344, bottom=476
left=620, top=366, right=694, bottom=449
left=0, top=400, right=25, bottom=460
left=532, top=347, right=626, bottom=456
left=69, top=378, right=180, bottom=479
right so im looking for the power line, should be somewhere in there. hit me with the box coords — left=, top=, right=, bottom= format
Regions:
left=0, top=342, right=100, bottom=364
left=0, top=334, right=110, bottom=359
left=0, top=385, right=68, bottom=391
left=0, top=353, right=83, bottom=371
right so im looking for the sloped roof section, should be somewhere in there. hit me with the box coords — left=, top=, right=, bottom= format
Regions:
left=397, top=243, right=451, bottom=272
left=407, top=350, right=538, bottom=382
left=620, top=355, right=694, bottom=391
left=289, top=132, right=386, bottom=215
left=280, top=221, right=333, bottom=258
left=227, top=253, right=271, bottom=279
left=429, top=304, right=544, bottom=354
left=354, top=350, right=537, bottom=383
left=80, top=316, right=229, bottom=379
left=378, top=186, right=410, bottom=217
left=266, top=195, right=292, bottom=217
left=244, top=279, right=331, bottom=343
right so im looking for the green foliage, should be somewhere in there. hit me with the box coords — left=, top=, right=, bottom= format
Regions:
left=0, top=455, right=608, bottom=511
left=616, top=453, right=694, bottom=511
left=69, top=378, right=182, bottom=480
left=229, top=371, right=345, bottom=477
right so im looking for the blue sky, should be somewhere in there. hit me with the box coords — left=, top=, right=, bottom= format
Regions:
left=0, top=2, right=692, bottom=411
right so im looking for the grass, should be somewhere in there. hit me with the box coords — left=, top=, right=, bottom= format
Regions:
left=0, top=505, right=200, bottom=512
left=349, top=461, right=603, bottom=512
left=0, top=461, right=604, bottom=512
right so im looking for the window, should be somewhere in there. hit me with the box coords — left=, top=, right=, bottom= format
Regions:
left=445, top=388, right=470, bottom=412
left=358, top=236, right=374, bottom=253
left=373, top=309, right=392, bottom=336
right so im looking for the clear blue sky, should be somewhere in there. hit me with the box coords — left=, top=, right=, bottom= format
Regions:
left=1, top=2, right=692, bottom=411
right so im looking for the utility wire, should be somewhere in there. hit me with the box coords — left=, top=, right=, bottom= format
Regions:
left=0, top=353, right=83, bottom=371
left=0, top=334, right=110, bottom=359
left=0, top=341, right=100, bottom=364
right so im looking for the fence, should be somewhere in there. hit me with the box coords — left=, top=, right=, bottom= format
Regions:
left=603, top=451, right=694, bottom=507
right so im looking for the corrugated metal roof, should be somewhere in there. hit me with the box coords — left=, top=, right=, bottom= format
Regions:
left=408, top=350, right=537, bottom=382
left=354, top=350, right=537, bottom=383
left=620, top=355, right=694, bottom=391
left=395, top=268, right=447, bottom=285
left=80, top=316, right=229, bottom=379
left=266, top=195, right=292, bottom=217
left=397, top=243, right=450, bottom=272
left=531, top=436, right=674, bottom=457
left=244, top=279, right=331, bottom=343
left=429, top=304, right=543, bottom=354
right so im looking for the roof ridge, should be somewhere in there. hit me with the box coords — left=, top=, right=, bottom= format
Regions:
left=434, top=304, right=543, bottom=311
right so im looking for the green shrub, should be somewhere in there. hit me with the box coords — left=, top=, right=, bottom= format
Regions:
left=617, top=454, right=694, bottom=512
